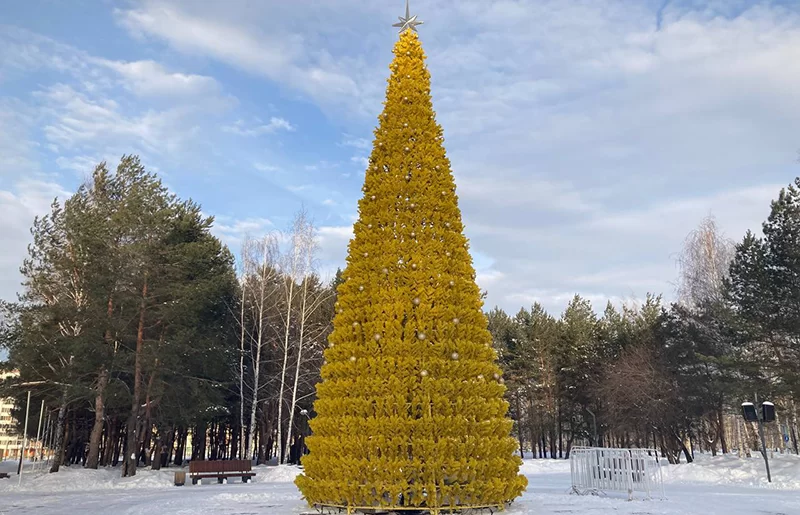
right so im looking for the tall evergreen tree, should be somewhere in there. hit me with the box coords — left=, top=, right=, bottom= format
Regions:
left=296, top=26, right=526, bottom=511
left=2, top=155, right=240, bottom=475
left=728, top=180, right=800, bottom=398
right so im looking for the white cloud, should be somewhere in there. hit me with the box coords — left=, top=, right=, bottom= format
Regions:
left=254, top=162, right=280, bottom=173
left=96, top=59, right=222, bottom=98
left=115, top=2, right=362, bottom=111
left=55, top=155, right=102, bottom=175
left=5, top=1, right=800, bottom=317
left=287, top=184, right=311, bottom=193
left=211, top=216, right=274, bottom=251
left=466, top=182, right=781, bottom=314
left=316, top=225, right=353, bottom=263
left=304, top=161, right=339, bottom=172
left=1, top=27, right=228, bottom=103
left=1, top=25, right=237, bottom=179
left=458, top=175, right=600, bottom=213
left=0, top=179, right=72, bottom=302
left=341, top=136, right=371, bottom=149
left=350, top=156, right=369, bottom=168
left=223, top=117, right=295, bottom=137
left=0, top=99, right=39, bottom=176
left=34, top=83, right=232, bottom=165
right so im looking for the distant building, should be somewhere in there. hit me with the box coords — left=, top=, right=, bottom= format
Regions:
left=0, top=370, right=23, bottom=460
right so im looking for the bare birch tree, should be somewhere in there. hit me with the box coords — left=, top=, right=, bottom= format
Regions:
left=283, top=217, right=332, bottom=462
left=676, top=215, right=736, bottom=308
left=275, top=212, right=309, bottom=464
left=237, top=238, right=250, bottom=460
left=676, top=214, right=737, bottom=455
left=242, top=234, right=280, bottom=460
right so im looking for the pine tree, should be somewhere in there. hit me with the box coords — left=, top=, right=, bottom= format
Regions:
left=296, top=28, right=526, bottom=511
left=727, top=180, right=800, bottom=399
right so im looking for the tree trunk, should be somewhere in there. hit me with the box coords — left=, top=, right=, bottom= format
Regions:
left=101, top=418, right=113, bottom=466
left=175, top=427, right=187, bottom=466
left=198, top=423, right=207, bottom=460
left=515, top=393, right=524, bottom=459
left=717, top=406, right=728, bottom=454
left=247, top=334, right=262, bottom=461
left=284, top=263, right=315, bottom=462
left=741, top=419, right=753, bottom=458
left=239, top=279, right=247, bottom=461
left=540, top=432, right=546, bottom=459
left=113, top=425, right=123, bottom=466
left=49, top=390, right=69, bottom=473
left=141, top=360, right=159, bottom=467
left=151, top=428, right=163, bottom=471
left=85, top=366, right=109, bottom=469
left=790, top=400, right=799, bottom=455
left=86, top=295, right=115, bottom=469
left=259, top=403, right=271, bottom=464
left=277, top=275, right=297, bottom=465
left=565, top=434, right=575, bottom=459
left=123, top=275, right=148, bottom=477
left=676, top=431, right=693, bottom=463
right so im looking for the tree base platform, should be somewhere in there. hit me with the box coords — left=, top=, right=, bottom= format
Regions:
left=307, top=502, right=511, bottom=515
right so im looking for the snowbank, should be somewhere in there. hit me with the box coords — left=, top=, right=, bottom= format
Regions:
left=516, top=451, right=800, bottom=490
left=519, top=458, right=571, bottom=476
left=252, top=464, right=302, bottom=483
left=0, top=463, right=303, bottom=494
left=0, top=465, right=177, bottom=493
left=660, top=452, right=800, bottom=490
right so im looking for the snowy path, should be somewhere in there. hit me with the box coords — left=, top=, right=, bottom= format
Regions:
left=2, top=455, right=800, bottom=515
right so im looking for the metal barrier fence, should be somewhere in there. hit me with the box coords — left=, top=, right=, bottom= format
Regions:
left=569, top=447, right=664, bottom=500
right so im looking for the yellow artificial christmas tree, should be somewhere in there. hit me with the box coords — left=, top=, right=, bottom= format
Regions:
left=296, top=8, right=527, bottom=513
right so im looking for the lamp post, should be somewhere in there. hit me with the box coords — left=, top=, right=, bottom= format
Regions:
left=17, top=390, right=31, bottom=486
left=741, top=397, right=776, bottom=483
left=586, top=408, right=598, bottom=447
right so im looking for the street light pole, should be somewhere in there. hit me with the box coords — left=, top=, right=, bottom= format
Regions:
left=34, top=400, right=44, bottom=466
left=586, top=408, right=598, bottom=446
left=17, top=390, right=31, bottom=485
left=742, top=396, right=775, bottom=483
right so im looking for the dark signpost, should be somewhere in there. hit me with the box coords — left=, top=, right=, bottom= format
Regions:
left=741, top=399, right=776, bottom=483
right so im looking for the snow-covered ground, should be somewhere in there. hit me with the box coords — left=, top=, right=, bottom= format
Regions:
left=1, top=453, right=799, bottom=514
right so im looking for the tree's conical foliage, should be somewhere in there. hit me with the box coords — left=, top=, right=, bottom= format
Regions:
left=296, top=29, right=527, bottom=511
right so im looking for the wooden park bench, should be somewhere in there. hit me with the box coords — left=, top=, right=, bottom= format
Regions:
left=187, top=459, right=255, bottom=485
left=0, top=472, right=10, bottom=479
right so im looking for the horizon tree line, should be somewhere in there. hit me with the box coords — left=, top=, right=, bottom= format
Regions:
left=0, top=156, right=335, bottom=475
left=2, top=156, right=800, bottom=470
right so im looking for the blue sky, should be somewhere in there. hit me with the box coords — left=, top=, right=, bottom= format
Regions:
left=1, top=0, right=799, bottom=316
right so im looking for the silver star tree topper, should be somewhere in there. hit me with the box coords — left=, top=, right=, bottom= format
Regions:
left=393, top=0, right=423, bottom=33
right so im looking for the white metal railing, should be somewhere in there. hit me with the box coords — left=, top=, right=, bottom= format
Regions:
left=570, top=447, right=664, bottom=500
